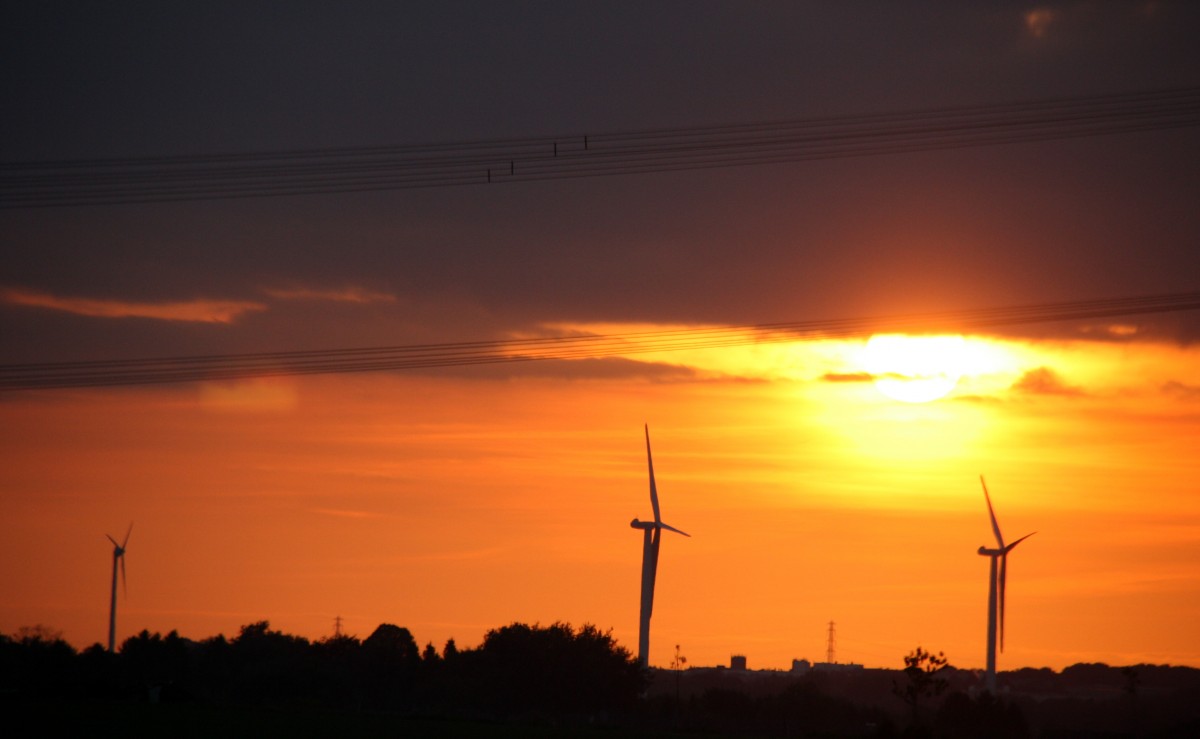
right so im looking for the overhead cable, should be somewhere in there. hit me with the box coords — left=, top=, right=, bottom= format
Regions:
left=2, top=87, right=1198, bottom=208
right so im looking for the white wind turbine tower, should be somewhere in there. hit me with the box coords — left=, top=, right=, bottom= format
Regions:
left=977, top=478, right=1034, bottom=693
left=106, top=523, right=132, bottom=653
left=630, top=425, right=689, bottom=667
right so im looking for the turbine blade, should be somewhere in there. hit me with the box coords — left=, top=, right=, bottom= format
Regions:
left=659, top=521, right=690, bottom=537
left=640, top=530, right=655, bottom=619
left=646, top=528, right=661, bottom=616
left=999, top=553, right=1008, bottom=653
left=120, top=554, right=128, bottom=598
left=122, top=522, right=133, bottom=548
left=646, top=425, right=662, bottom=525
left=1002, top=532, right=1036, bottom=554
left=106, top=534, right=119, bottom=548
left=980, top=476, right=1005, bottom=548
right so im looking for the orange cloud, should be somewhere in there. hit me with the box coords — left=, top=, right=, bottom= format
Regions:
left=1012, top=366, right=1083, bottom=396
left=1163, top=380, right=1200, bottom=401
left=263, top=286, right=397, bottom=304
left=1077, top=323, right=1141, bottom=340
left=821, top=371, right=876, bottom=383
left=1, top=287, right=265, bottom=323
left=199, top=378, right=298, bottom=411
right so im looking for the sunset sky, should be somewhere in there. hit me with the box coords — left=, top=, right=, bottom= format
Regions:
left=3, top=3, right=1200, bottom=672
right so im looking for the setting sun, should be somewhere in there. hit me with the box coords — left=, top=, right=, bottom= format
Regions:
left=860, top=334, right=971, bottom=403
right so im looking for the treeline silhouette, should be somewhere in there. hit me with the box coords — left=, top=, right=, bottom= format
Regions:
left=1, top=621, right=642, bottom=721
left=4, top=623, right=1200, bottom=738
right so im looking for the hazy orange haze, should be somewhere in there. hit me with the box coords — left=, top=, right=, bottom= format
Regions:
left=3, top=331, right=1199, bottom=671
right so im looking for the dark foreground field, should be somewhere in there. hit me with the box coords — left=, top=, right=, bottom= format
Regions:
left=13, top=700, right=703, bottom=739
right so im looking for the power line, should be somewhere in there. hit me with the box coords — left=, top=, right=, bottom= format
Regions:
left=2, top=290, right=1197, bottom=391
left=2, top=87, right=1197, bottom=208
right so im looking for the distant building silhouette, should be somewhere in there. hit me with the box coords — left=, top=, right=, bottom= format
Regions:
left=813, top=660, right=864, bottom=673
left=730, top=654, right=747, bottom=670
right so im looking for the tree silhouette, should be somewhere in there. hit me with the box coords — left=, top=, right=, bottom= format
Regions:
left=893, top=646, right=950, bottom=735
left=313, top=633, right=362, bottom=707
left=228, top=621, right=313, bottom=706
left=360, top=623, right=421, bottom=710
left=467, top=621, right=644, bottom=717
left=0, top=625, right=76, bottom=698
left=362, top=623, right=419, bottom=659
left=119, top=629, right=191, bottom=701
left=671, top=643, right=687, bottom=709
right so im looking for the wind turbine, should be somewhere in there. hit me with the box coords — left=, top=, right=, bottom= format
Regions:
left=106, top=523, right=132, bottom=653
left=977, top=478, right=1034, bottom=693
left=630, top=425, right=689, bottom=667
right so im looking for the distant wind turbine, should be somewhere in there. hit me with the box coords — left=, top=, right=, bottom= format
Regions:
left=106, top=523, right=132, bottom=653
left=977, top=478, right=1034, bottom=692
left=630, top=425, right=689, bottom=667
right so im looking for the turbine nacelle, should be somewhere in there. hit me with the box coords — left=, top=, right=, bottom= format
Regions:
left=106, top=523, right=132, bottom=595
left=107, top=522, right=132, bottom=554
left=631, top=517, right=688, bottom=535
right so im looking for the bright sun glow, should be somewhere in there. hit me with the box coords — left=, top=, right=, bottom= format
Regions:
left=862, top=334, right=970, bottom=403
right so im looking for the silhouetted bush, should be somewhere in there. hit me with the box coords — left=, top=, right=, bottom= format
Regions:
left=462, top=621, right=644, bottom=719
